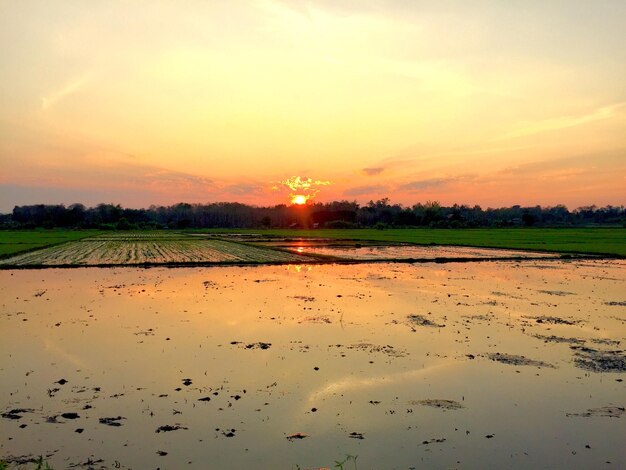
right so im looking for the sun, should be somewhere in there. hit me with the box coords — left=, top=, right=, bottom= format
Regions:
left=291, top=194, right=308, bottom=205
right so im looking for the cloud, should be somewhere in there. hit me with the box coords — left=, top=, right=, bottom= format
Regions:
left=142, top=168, right=214, bottom=190
left=361, top=167, right=385, bottom=176
left=343, top=184, right=389, bottom=196
left=41, top=75, right=88, bottom=110
left=497, top=102, right=626, bottom=141
left=497, top=152, right=623, bottom=177
left=398, top=177, right=450, bottom=191
left=273, top=176, right=332, bottom=202
left=221, top=183, right=265, bottom=196
left=280, top=176, right=331, bottom=191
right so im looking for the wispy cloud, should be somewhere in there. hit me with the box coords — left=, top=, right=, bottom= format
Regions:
left=41, top=75, right=88, bottom=111
left=398, top=177, right=450, bottom=191
left=497, top=102, right=626, bottom=141
left=497, top=153, right=622, bottom=176
left=361, top=167, right=385, bottom=176
left=142, top=168, right=214, bottom=193
left=221, top=183, right=265, bottom=196
left=344, top=184, right=389, bottom=196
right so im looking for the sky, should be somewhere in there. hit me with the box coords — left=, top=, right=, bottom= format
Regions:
left=1, top=0, right=625, bottom=211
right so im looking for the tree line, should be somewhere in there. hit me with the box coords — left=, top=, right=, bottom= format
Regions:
left=1, top=200, right=624, bottom=230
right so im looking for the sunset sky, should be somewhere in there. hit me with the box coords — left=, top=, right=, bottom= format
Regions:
left=1, top=0, right=625, bottom=211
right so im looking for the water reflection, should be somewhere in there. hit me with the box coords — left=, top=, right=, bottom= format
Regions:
left=308, top=361, right=459, bottom=402
left=1, top=261, right=624, bottom=469
left=286, top=264, right=314, bottom=273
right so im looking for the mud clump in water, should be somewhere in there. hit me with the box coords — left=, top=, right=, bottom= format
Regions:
left=570, top=346, right=626, bottom=372
left=566, top=406, right=625, bottom=418
left=99, top=416, right=126, bottom=426
left=537, top=290, right=575, bottom=296
left=336, top=343, right=407, bottom=358
left=1, top=409, right=33, bottom=420
left=532, top=316, right=579, bottom=325
left=421, top=438, right=446, bottom=445
left=487, top=352, right=555, bottom=368
left=156, top=424, right=188, bottom=433
left=407, top=314, right=444, bottom=328
left=532, top=334, right=584, bottom=345
left=245, top=342, right=271, bottom=350
left=410, top=399, right=464, bottom=410
left=589, top=338, right=621, bottom=347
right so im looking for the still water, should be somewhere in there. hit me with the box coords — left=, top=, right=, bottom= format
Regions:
left=1, top=260, right=624, bottom=469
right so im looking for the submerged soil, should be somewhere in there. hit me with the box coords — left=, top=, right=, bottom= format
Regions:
left=1, top=259, right=624, bottom=469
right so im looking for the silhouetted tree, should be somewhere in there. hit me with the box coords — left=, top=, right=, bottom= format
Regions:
left=3, top=201, right=624, bottom=230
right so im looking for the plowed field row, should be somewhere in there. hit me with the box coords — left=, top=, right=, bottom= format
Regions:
left=88, top=232, right=190, bottom=241
left=0, top=239, right=317, bottom=266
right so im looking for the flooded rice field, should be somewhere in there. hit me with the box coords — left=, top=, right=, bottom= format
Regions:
left=1, top=258, right=625, bottom=469
left=0, top=233, right=576, bottom=268
left=282, top=243, right=559, bottom=261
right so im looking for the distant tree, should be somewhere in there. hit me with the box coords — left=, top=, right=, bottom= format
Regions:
left=522, top=210, right=536, bottom=227
left=2, top=201, right=624, bottom=230
left=116, top=217, right=132, bottom=230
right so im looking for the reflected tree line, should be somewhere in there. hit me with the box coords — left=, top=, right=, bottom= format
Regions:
left=2, top=200, right=624, bottom=230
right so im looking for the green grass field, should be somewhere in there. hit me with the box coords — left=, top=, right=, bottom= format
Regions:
left=0, top=230, right=101, bottom=258
left=198, top=228, right=626, bottom=257
left=0, top=228, right=624, bottom=259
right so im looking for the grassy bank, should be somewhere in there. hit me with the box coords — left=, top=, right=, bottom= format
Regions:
left=0, top=230, right=102, bottom=258
left=199, top=228, right=626, bottom=257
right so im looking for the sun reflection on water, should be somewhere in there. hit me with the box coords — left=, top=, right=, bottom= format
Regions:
left=286, top=264, right=313, bottom=273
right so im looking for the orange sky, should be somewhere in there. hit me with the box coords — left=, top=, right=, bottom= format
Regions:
left=1, top=1, right=625, bottom=211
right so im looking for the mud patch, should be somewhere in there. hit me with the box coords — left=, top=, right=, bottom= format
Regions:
left=156, top=424, right=188, bottom=433
left=421, top=438, right=446, bottom=445
left=530, top=315, right=579, bottom=325
left=2, top=409, right=33, bottom=420
left=589, top=338, right=621, bottom=347
left=298, top=315, right=331, bottom=324
left=2, top=454, right=56, bottom=466
left=410, top=399, right=464, bottom=410
left=461, top=314, right=494, bottom=322
left=99, top=416, right=126, bottom=426
left=566, top=406, right=625, bottom=418
left=537, top=290, right=575, bottom=296
left=407, top=314, right=445, bottom=328
left=571, top=346, right=626, bottom=372
left=331, top=343, right=407, bottom=358
left=531, top=334, right=584, bottom=344
left=245, top=342, right=272, bottom=350
left=230, top=341, right=272, bottom=350
left=487, top=353, right=555, bottom=368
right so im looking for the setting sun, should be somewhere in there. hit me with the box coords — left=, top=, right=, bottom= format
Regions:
left=291, top=195, right=308, bottom=205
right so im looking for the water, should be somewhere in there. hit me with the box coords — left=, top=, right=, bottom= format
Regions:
left=1, top=259, right=624, bottom=469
